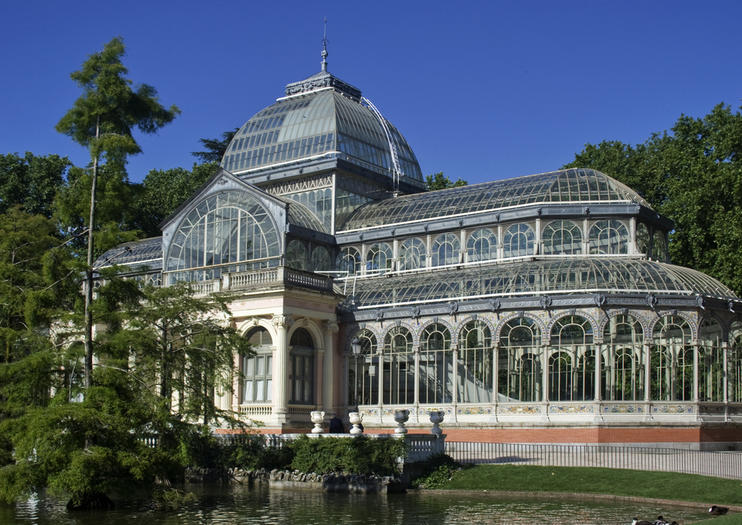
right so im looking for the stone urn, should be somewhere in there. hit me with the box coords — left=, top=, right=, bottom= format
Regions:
left=349, top=411, right=364, bottom=435
left=310, top=410, right=325, bottom=434
left=429, top=410, right=445, bottom=437
left=393, top=409, right=409, bottom=436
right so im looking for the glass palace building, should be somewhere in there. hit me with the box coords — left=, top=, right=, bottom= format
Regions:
left=99, top=61, right=742, bottom=448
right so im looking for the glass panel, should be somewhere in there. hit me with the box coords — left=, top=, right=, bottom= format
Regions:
left=431, top=233, right=460, bottom=267
left=466, top=228, right=497, bottom=262
left=503, top=223, right=535, bottom=258
left=542, top=220, right=582, bottom=255
left=589, top=220, right=628, bottom=254
left=398, top=237, right=426, bottom=271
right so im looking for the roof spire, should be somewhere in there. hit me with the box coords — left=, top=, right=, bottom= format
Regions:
left=321, top=17, right=328, bottom=72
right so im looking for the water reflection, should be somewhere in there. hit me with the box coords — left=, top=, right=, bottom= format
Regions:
left=0, top=485, right=712, bottom=525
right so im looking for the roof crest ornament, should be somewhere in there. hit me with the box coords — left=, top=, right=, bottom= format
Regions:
left=321, top=17, right=329, bottom=72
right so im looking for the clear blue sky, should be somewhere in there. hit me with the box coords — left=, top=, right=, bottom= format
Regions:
left=1, top=1, right=740, bottom=185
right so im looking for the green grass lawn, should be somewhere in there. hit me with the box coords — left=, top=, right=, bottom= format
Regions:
left=437, top=464, right=742, bottom=508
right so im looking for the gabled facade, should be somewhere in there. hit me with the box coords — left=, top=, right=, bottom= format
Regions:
left=97, top=61, right=742, bottom=448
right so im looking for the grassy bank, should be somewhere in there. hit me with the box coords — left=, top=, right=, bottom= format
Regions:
left=434, top=464, right=742, bottom=507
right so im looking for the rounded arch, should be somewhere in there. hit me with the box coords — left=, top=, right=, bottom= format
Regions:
left=165, top=190, right=281, bottom=283
left=495, top=313, right=545, bottom=344
left=455, top=315, right=496, bottom=344
left=503, top=223, right=535, bottom=258
left=381, top=323, right=415, bottom=405
left=237, top=317, right=277, bottom=342
left=417, top=318, right=456, bottom=344
left=431, top=233, right=460, bottom=267
left=336, top=246, right=361, bottom=276
left=287, top=319, right=324, bottom=351
left=546, top=312, right=598, bottom=347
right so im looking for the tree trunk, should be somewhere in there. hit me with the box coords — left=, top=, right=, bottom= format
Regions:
left=83, top=117, right=100, bottom=390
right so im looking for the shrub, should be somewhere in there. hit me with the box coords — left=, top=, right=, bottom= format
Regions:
left=289, top=436, right=405, bottom=476
left=410, top=454, right=461, bottom=489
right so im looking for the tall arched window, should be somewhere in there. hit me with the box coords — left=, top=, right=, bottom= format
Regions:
left=310, top=245, right=331, bottom=272
left=589, top=220, right=628, bottom=254
left=466, top=228, right=497, bottom=262
left=420, top=323, right=453, bottom=403
left=699, top=318, right=724, bottom=402
left=503, top=223, right=535, bottom=258
left=651, top=316, right=691, bottom=401
left=398, top=237, right=426, bottom=271
left=383, top=326, right=414, bottom=405
left=458, top=321, right=492, bottom=403
left=366, top=242, right=393, bottom=274
left=289, top=328, right=314, bottom=404
left=653, top=231, right=667, bottom=261
left=550, top=315, right=594, bottom=401
left=286, top=239, right=308, bottom=270
left=348, top=329, right=378, bottom=406
left=241, top=327, right=273, bottom=404
left=498, top=317, right=541, bottom=402
left=166, top=191, right=280, bottom=283
left=602, top=314, right=644, bottom=401
left=431, top=233, right=460, bottom=267
left=636, top=223, right=650, bottom=256
left=542, top=220, right=582, bottom=255
left=336, top=246, right=361, bottom=276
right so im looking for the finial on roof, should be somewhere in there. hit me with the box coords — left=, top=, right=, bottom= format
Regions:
left=321, top=17, right=328, bottom=72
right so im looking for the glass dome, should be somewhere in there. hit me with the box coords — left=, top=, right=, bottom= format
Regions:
left=220, top=70, right=423, bottom=183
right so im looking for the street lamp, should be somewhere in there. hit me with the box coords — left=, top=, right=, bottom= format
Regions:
left=351, top=337, right=361, bottom=357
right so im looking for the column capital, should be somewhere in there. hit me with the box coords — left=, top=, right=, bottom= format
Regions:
left=272, top=314, right=292, bottom=329
left=325, top=320, right=339, bottom=333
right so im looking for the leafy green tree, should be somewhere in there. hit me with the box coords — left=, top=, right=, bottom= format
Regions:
left=0, top=153, right=70, bottom=218
left=192, top=128, right=239, bottom=164
left=425, top=172, right=467, bottom=191
left=55, top=36, right=180, bottom=389
left=565, top=103, right=742, bottom=294
left=132, top=162, right=219, bottom=236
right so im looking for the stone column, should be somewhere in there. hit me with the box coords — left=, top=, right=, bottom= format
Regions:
left=323, top=321, right=339, bottom=415
left=271, top=315, right=290, bottom=426
left=542, top=344, right=549, bottom=403
left=451, top=344, right=458, bottom=406
left=232, top=352, right=241, bottom=411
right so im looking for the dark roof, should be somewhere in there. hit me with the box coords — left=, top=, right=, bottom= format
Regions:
left=340, top=168, right=652, bottom=231
left=94, top=237, right=162, bottom=270
left=349, top=257, right=736, bottom=309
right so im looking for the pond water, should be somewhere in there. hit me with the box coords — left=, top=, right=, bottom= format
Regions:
left=0, top=485, right=713, bottom=525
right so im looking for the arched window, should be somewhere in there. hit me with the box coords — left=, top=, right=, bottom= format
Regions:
left=289, top=328, right=314, bottom=404
left=431, top=233, right=460, bottom=267
left=498, top=317, right=541, bottom=402
left=310, top=245, right=331, bottom=272
left=365, top=242, right=393, bottom=274
left=653, top=231, right=667, bottom=261
left=636, top=223, right=650, bottom=256
left=348, top=329, right=378, bottom=406
left=602, top=314, right=644, bottom=401
left=589, top=220, right=628, bottom=254
left=383, top=326, right=414, bottom=405
left=420, top=323, right=453, bottom=403
left=466, top=228, right=497, bottom=262
left=458, top=321, right=492, bottom=403
left=398, top=237, right=427, bottom=271
left=550, top=315, right=594, bottom=401
left=166, top=191, right=280, bottom=283
left=241, top=327, right=273, bottom=404
left=651, top=316, right=691, bottom=401
left=542, top=220, right=582, bottom=255
left=699, top=318, right=724, bottom=402
left=286, top=239, right=308, bottom=270
left=336, top=246, right=361, bottom=276
left=503, top=223, right=535, bottom=258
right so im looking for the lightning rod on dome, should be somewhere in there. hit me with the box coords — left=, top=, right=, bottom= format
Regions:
left=321, top=17, right=328, bottom=72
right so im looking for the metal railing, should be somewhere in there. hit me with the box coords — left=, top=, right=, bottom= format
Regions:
left=446, top=441, right=742, bottom=480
